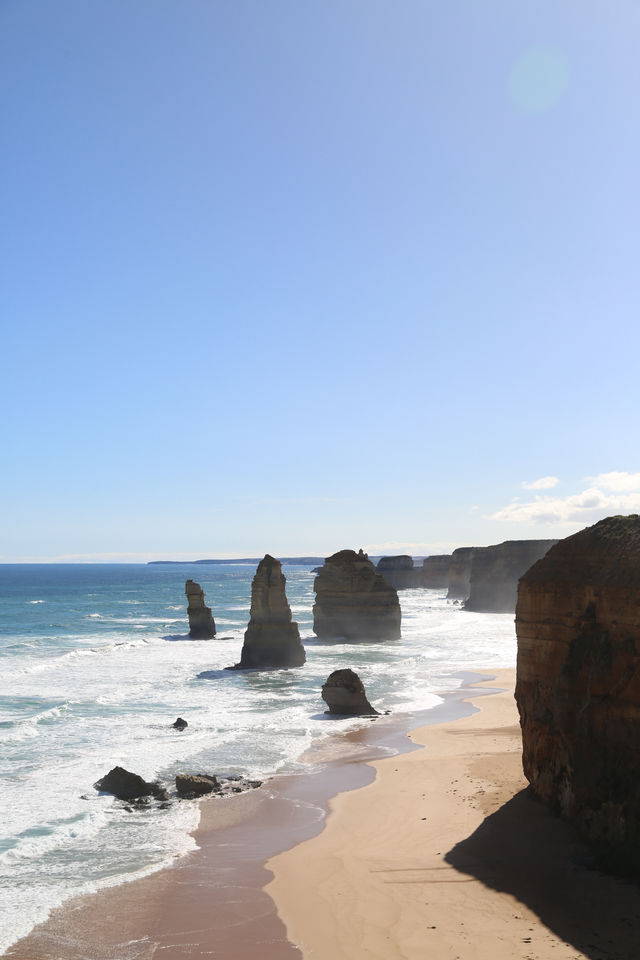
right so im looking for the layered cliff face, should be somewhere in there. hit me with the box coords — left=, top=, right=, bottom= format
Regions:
left=376, top=555, right=417, bottom=590
left=321, top=668, right=379, bottom=716
left=515, top=515, right=640, bottom=865
left=313, top=549, right=401, bottom=641
left=446, top=548, right=474, bottom=600
left=421, top=555, right=451, bottom=588
left=233, top=555, right=306, bottom=669
left=465, top=539, right=558, bottom=613
left=185, top=580, right=216, bottom=638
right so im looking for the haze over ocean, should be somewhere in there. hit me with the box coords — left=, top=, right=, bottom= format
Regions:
left=2, top=1, right=639, bottom=563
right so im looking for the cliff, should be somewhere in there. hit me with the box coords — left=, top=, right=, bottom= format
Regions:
left=465, top=539, right=557, bottom=613
left=446, top=547, right=474, bottom=600
left=420, top=555, right=451, bottom=588
left=313, top=549, right=401, bottom=642
left=185, top=580, right=216, bottom=638
left=515, top=515, right=640, bottom=870
left=232, top=555, right=306, bottom=669
left=376, top=555, right=417, bottom=590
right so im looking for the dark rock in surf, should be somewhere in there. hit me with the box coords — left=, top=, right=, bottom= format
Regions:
left=94, top=766, right=167, bottom=802
left=321, top=668, right=379, bottom=716
left=175, top=773, right=220, bottom=798
left=172, top=717, right=188, bottom=730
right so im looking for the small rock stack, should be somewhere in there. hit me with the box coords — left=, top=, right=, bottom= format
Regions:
left=185, top=580, right=216, bottom=639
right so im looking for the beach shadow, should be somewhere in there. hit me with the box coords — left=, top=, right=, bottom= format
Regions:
left=444, top=790, right=640, bottom=958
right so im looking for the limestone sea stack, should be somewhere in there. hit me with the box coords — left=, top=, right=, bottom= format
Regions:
left=321, top=668, right=379, bottom=716
left=185, top=580, right=216, bottom=639
left=232, top=555, right=306, bottom=669
left=313, top=549, right=401, bottom=641
left=421, top=554, right=451, bottom=588
left=465, top=539, right=558, bottom=613
left=376, top=555, right=417, bottom=590
left=446, top=547, right=474, bottom=600
left=515, top=515, right=640, bottom=869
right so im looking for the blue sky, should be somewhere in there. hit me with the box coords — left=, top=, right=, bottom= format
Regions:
left=2, top=1, right=639, bottom=561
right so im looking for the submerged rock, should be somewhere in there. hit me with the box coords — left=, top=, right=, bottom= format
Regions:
left=313, top=549, right=401, bottom=641
left=321, top=668, right=379, bottom=716
left=231, top=555, right=306, bottom=669
left=185, top=580, right=216, bottom=639
left=94, top=766, right=168, bottom=802
left=515, top=515, right=640, bottom=872
left=465, top=539, right=557, bottom=613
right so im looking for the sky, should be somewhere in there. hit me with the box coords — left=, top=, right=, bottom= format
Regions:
left=1, top=1, right=640, bottom=562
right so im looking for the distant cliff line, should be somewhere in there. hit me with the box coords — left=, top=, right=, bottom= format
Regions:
left=147, top=557, right=327, bottom=566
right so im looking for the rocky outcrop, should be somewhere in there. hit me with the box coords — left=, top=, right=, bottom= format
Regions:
left=515, top=515, right=640, bottom=870
left=446, top=547, right=475, bottom=600
left=321, top=668, right=379, bottom=715
left=313, top=549, right=401, bottom=641
left=231, top=555, right=306, bottom=669
left=185, top=580, right=216, bottom=638
left=175, top=774, right=220, bottom=797
left=376, top=555, right=417, bottom=590
left=465, top=539, right=557, bottom=613
left=94, top=766, right=168, bottom=802
left=421, top=554, right=451, bottom=588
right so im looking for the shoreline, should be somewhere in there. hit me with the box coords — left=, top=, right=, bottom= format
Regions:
left=3, top=673, right=487, bottom=959
left=268, top=670, right=640, bottom=960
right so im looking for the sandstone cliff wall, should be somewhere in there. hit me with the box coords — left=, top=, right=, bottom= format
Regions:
left=465, top=539, right=557, bottom=613
left=376, top=555, right=417, bottom=590
left=515, top=515, right=640, bottom=869
left=421, top=555, right=451, bottom=588
left=446, top=548, right=474, bottom=600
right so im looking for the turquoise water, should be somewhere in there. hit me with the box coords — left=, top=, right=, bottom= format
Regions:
left=0, top=562, right=516, bottom=953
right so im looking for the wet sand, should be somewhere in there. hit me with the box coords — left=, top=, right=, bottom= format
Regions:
left=268, top=670, right=640, bottom=960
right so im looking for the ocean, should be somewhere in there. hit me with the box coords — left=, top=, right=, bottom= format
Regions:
left=0, top=562, right=516, bottom=954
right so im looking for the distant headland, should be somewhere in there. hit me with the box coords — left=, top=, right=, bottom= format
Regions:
left=147, top=557, right=326, bottom=566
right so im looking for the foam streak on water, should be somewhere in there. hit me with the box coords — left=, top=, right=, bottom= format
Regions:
left=0, top=563, right=516, bottom=953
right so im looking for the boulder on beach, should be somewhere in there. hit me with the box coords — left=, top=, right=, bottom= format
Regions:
left=185, top=580, right=216, bottom=639
left=94, top=766, right=168, bottom=802
left=321, top=668, right=379, bottom=716
left=515, top=515, right=640, bottom=871
left=313, top=549, right=401, bottom=641
left=175, top=773, right=220, bottom=798
left=231, top=555, right=306, bottom=669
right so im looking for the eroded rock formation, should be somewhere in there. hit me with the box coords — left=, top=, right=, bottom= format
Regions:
left=175, top=774, right=220, bottom=798
left=185, top=580, right=216, bottom=638
left=465, top=539, right=557, bottom=613
left=376, top=555, right=417, bottom=590
left=515, top=515, right=640, bottom=869
left=321, top=668, right=379, bottom=715
left=313, top=549, right=401, bottom=641
left=446, top=547, right=475, bottom=600
left=421, top=555, right=451, bottom=588
left=232, top=555, right=305, bottom=669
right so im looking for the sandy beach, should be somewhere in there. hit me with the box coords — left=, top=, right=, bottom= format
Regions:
left=267, top=670, right=640, bottom=960
left=6, top=670, right=640, bottom=959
